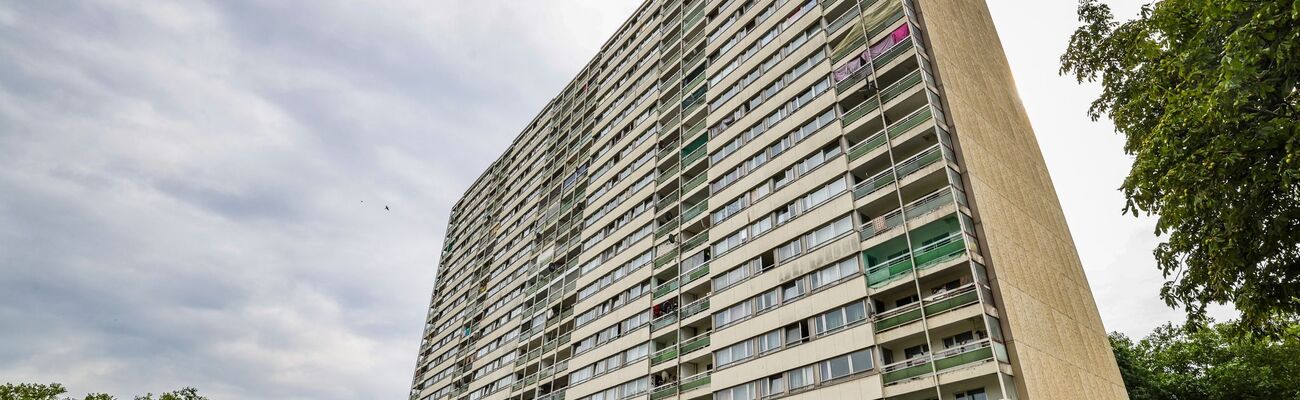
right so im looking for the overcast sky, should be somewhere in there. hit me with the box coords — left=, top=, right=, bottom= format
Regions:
left=0, top=0, right=1220, bottom=399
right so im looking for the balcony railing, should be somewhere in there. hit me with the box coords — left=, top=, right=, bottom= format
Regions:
left=912, top=231, right=967, bottom=269
left=826, top=7, right=861, bottom=36
left=680, top=263, right=709, bottom=285
left=866, top=252, right=914, bottom=287
left=652, top=312, right=679, bottom=331
left=835, top=65, right=873, bottom=93
left=655, top=218, right=679, bottom=238
left=859, top=208, right=904, bottom=241
left=922, top=283, right=980, bottom=317
left=654, top=248, right=679, bottom=268
left=903, top=187, right=956, bottom=220
left=681, top=173, right=707, bottom=195
left=831, top=34, right=866, bottom=62
left=679, top=372, right=711, bottom=392
left=682, top=232, right=708, bottom=252
left=874, top=301, right=922, bottom=332
left=874, top=38, right=915, bottom=67
left=933, top=339, right=996, bottom=372
left=682, top=200, right=708, bottom=222
left=680, top=297, right=710, bottom=319
left=654, top=278, right=680, bottom=299
left=882, top=355, right=932, bottom=384
left=879, top=70, right=923, bottom=105
left=894, top=143, right=943, bottom=177
left=682, top=146, right=707, bottom=167
left=651, top=345, right=679, bottom=365
left=887, top=106, right=934, bottom=138
left=848, top=129, right=888, bottom=161
left=841, top=98, right=881, bottom=126
left=680, top=334, right=710, bottom=354
left=853, top=168, right=896, bottom=199
left=657, top=192, right=679, bottom=210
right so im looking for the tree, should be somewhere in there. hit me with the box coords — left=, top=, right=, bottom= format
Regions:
left=1109, top=321, right=1300, bottom=399
left=1059, top=0, right=1300, bottom=337
left=0, top=384, right=204, bottom=400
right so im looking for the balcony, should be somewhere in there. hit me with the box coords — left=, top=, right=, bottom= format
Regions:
left=893, top=143, right=943, bottom=178
left=903, top=187, right=956, bottom=221
left=682, top=200, right=708, bottom=222
left=679, top=372, right=711, bottom=392
left=680, top=263, right=709, bottom=285
left=860, top=208, right=904, bottom=241
left=826, top=7, right=861, bottom=36
left=922, top=283, right=980, bottom=317
left=842, top=97, right=882, bottom=127
left=879, top=70, right=922, bottom=106
left=874, top=37, right=915, bottom=68
left=654, top=278, right=680, bottom=299
left=680, top=334, right=710, bottom=354
left=912, top=231, right=968, bottom=270
left=887, top=106, right=934, bottom=139
left=680, top=296, right=710, bottom=319
left=848, top=129, right=888, bottom=161
left=831, top=29, right=866, bottom=62
left=680, top=173, right=707, bottom=195
left=682, top=232, right=709, bottom=252
left=874, top=301, right=921, bottom=332
left=866, top=252, right=914, bottom=288
left=655, top=218, right=679, bottom=238
left=881, top=355, right=931, bottom=385
left=651, top=345, right=679, bottom=366
left=853, top=169, right=896, bottom=200
left=933, top=339, right=996, bottom=372
left=682, top=145, right=707, bottom=168
left=654, top=248, right=679, bottom=269
left=652, top=312, right=679, bottom=331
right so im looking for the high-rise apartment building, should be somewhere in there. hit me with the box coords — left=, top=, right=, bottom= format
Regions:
left=411, top=1, right=1126, bottom=399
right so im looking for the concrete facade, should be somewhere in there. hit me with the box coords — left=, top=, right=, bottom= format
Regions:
left=410, top=1, right=1125, bottom=400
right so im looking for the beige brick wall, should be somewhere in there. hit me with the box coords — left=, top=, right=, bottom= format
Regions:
left=912, top=1, right=1127, bottom=398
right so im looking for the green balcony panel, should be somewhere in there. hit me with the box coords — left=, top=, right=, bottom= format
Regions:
left=651, top=348, right=679, bottom=365
left=888, top=107, right=934, bottom=138
left=841, top=99, right=882, bottom=126
left=650, top=386, right=678, bottom=400
left=853, top=171, right=896, bottom=199
left=879, top=70, right=923, bottom=104
left=866, top=255, right=914, bottom=287
left=874, top=39, right=915, bottom=67
left=912, top=233, right=966, bottom=269
left=682, top=232, right=708, bottom=251
left=934, top=346, right=994, bottom=371
left=874, top=305, right=922, bottom=332
left=654, top=279, right=680, bottom=299
left=680, top=335, right=710, bottom=354
left=679, top=375, right=710, bottom=392
left=848, top=130, right=888, bottom=161
left=923, top=289, right=979, bottom=316
left=682, top=264, right=709, bottom=284
left=882, top=361, right=932, bottom=384
left=654, top=249, right=679, bottom=268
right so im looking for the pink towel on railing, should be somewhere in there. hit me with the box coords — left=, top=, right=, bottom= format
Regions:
left=869, top=24, right=911, bottom=59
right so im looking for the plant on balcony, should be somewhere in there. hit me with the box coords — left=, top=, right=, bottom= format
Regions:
left=1061, top=0, right=1300, bottom=338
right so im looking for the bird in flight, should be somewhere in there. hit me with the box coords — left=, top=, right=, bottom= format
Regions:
left=385, top=206, right=390, bottom=211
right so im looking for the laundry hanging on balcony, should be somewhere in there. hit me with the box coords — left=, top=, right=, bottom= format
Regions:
left=869, top=24, right=911, bottom=60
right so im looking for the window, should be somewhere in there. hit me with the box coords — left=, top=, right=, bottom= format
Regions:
left=955, top=388, right=988, bottom=400
left=817, top=348, right=873, bottom=381
left=787, top=366, right=814, bottom=390
left=814, top=301, right=868, bottom=334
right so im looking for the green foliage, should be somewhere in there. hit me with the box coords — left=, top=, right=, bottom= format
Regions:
left=132, top=388, right=206, bottom=400
left=1060, top=0, right=1300, bottom=337
left=0, top=384, right=204, bottom=400
left=1110, top=321, right=1300, bottom=399
left=0, top=383, right=72, bottom=400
